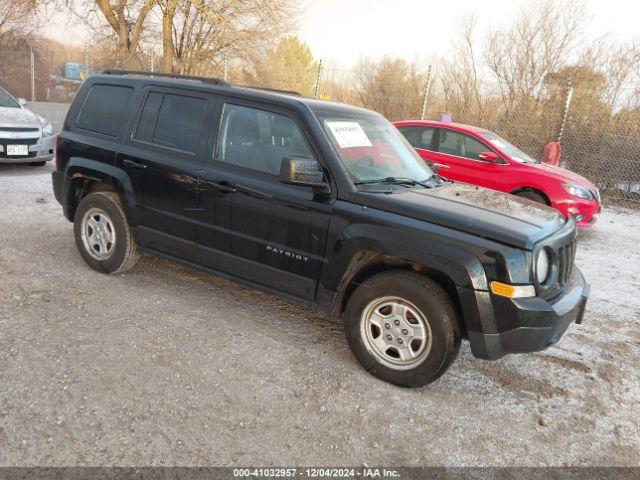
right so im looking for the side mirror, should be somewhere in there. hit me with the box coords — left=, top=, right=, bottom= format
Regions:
left=279, top=157, right=329, bottom=192
left=478, top=151, right=499, bottom=162
left=18, top=98, right=28, bottom=107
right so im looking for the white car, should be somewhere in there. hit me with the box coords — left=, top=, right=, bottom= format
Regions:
left=0, top=86, right=56, bottom=166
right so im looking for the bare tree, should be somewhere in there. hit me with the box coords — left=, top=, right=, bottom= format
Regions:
left=438, top=13, right=490, bottom=124
left=0, top=0, right=41, bottom=42
left=485, top=0, right=587, bottom=111
left=156, top=0, right=297, bottom=74
left=59, top=0, right=155, bottom=66
left=581, top=35, right=640, bottom=111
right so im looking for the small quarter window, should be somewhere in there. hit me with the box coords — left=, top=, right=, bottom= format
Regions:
left=77, top=84, right=133, bottom=137
left=134, top=92, right=163, bottom=143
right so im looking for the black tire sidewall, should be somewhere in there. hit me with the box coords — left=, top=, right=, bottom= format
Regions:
left=73, top=193, right=132, bottom=273
left=516, top=190, right=546, bottom=204
left=344, top=272, right=458, bottom=388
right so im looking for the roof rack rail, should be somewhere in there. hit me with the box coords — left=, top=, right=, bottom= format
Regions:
left=240, top=85, right=302, bottom=97
left=102, top=69, right=230, bottom=87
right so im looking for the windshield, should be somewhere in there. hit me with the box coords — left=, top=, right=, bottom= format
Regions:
left=0, top=87, right=20, bottom=108
left=317, top=111, right=434, bottom=190
left=481, top=131, right=536, bottom=164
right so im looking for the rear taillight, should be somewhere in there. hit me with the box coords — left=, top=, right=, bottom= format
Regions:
left=54, top=134, right=60, bottom=169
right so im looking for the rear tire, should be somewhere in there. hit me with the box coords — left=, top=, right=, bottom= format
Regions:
left=514, top=189, right=547, bottom=205
left=73, top=191, right=140, bottom=273
left=344, top=270, right=461, bottom=388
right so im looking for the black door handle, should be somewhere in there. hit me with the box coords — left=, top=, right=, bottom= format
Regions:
left=123, top=159, right=147, bottom=170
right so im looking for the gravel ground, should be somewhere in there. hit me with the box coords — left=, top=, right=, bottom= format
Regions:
left=0, top=163, right=638, bottom=467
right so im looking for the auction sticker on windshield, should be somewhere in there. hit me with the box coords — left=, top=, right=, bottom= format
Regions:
left=326, top=121, right=372, bottom=148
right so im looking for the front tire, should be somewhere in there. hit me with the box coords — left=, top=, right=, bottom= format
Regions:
left=514, top=190, right=547, bottom=205
left=73, top=191, right=140, bottom=273
left=344, top=270, right=461, bottom=388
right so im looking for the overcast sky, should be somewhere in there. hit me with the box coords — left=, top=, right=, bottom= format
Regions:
left=43, top=0, right=639, bottom=67
left=299, top=0, right=639, bottom=66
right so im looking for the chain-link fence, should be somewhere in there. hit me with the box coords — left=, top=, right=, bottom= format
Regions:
left=479, top=105, right=640, bottom=207
left=0, top=42, right=83, bottom=103
left=2, top=41, right=638, bottom=207
left=315, top=64, right=640, bottom=208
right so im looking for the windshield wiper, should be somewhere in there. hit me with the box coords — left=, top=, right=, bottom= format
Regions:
left=426, top=173, right=452, bottom=184
left=354, top=177, right=433, bottom=189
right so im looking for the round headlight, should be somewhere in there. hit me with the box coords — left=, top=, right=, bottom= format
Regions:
left=536, top=249, right=550, bottom=284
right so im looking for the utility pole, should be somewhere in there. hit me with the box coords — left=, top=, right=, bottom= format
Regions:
left=420, top=64, right=433, bottom=120
left=557, top=77, right=573, bottom=143
left=314, top=59, right=323, bottom=99
left=30, top=45, right=35, bottom=102
left=83, top=45, right=89, bottom=73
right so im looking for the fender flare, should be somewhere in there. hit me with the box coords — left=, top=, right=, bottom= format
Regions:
left=320, top=223, right=490, bottom=317
left=62, top=157, right=140, bottom=226
left=325, top=225, right=488, bottom=291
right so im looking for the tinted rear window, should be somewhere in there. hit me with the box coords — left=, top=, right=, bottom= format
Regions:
left=77, top=84, right=134, bottom=137
left=153, top=94, right=207, bottom=153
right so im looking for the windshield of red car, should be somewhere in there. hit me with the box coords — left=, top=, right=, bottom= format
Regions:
left=0, top=88, right=20, bottom=108
left=481, top=131, right=537, bottom=164
left=316, top=111, right=434, bottom=188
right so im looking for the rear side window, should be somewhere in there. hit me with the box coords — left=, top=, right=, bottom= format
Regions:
left=398, top=126, right=435, bottom=150
left=134, top=93, right=207, bottom=153
left=77, top=84, right=134, bottom=137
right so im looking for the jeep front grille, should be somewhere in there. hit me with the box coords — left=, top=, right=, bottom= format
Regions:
left=536, top=220, right=578, bottom=301
left=557, top=239, right=576, bottom=287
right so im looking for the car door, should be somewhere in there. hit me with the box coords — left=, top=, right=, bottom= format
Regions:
left=197, top=100, right=333, bottom=301
left=431, top=128, right=505, bottom=187
left=118, top=88, right=212, bottom=262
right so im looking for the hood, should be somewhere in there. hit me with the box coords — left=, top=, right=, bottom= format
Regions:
left=0, top=106, right=43, bottom=128
left=529, top=162, right=596, bottom=190
left=361, top=183, right=565, bottom=249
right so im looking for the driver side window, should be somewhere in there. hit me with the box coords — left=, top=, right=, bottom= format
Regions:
left=437, top=129, right=491, bottom=161
left=217, top=104, right=315, bottom=175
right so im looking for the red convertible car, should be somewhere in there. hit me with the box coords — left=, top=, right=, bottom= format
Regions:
left=395, top=120, right=601, bottom=227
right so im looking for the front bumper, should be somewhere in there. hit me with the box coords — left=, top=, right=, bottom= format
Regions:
left=555, top=197, right=601, bottom=228
left=0, top=135, right=55, bottom=164
left=467, top=267, right=589, bottom=360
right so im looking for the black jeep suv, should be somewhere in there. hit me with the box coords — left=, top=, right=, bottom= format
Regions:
left=52, top=70, right=589, bottom=387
